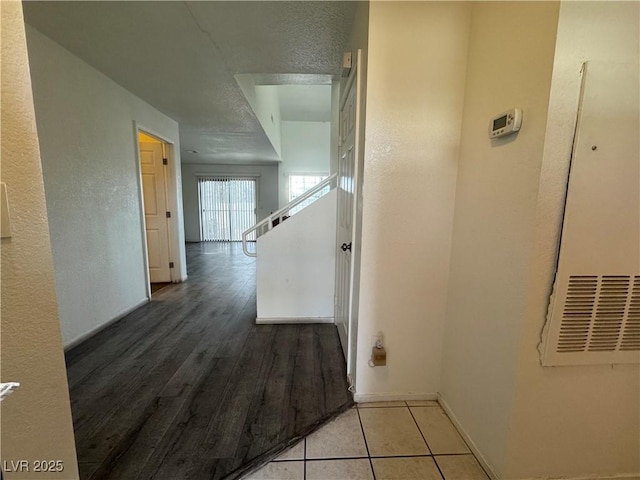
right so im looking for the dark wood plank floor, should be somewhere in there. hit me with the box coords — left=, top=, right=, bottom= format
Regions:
left=65, top=242, right=353, bottom=480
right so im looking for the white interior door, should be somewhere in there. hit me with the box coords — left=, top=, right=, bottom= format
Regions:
left=335, top=52, right=362, bottom=378
left=140, top=141, right=171, bottom=283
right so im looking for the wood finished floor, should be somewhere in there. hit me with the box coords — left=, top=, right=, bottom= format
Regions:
left=65, top=242, right=353, bottom=480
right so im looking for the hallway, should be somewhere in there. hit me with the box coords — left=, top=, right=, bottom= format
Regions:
left=65, top=242, right=353, bottom=480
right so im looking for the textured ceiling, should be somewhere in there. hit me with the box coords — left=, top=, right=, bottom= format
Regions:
left=22, top=1, right=357, bottom=164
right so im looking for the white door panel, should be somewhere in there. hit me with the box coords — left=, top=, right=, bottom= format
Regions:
left=140, top=142, right=171, bottom=283
left=142, top=173, right=159, bottom=215
left=145, top=229, right=163, bottom=268
left=335, top=51, right=362, bottom=379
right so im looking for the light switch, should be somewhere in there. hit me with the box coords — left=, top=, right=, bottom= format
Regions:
left=1, top=182, right=12, bottom=238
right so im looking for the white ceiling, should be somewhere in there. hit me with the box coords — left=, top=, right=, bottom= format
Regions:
left=22, top=1, right=356, bottom=164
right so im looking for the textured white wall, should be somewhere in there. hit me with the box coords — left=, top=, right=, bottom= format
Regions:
left=440, top=2, right=560, bottom=476
left=25, top=27, right=186, bottom=347
left=256, top=190, right=337, bottom=321
left=279, top=121, right=331, bottom=207
left=181, top=162, right=279, bottom=242
left=505, top=2, right=640, bottom=478
left=355, top=2, right=471, bottom=400
left=0, top=2, right=79, bottom=477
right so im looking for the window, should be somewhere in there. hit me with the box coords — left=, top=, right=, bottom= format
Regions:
left=198, top=177, right=256, bottom=242
left=288, top=174, right=328, bottom=214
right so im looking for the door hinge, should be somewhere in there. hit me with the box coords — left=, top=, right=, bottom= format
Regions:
left=166, top=211, right=172, bottom=218
left=163, top=158, right=168, bottom=165
left=169, top=262, right=174, bottom=269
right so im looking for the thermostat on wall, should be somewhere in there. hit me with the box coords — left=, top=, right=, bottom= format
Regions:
left=489, top=108, right=522, bottom=139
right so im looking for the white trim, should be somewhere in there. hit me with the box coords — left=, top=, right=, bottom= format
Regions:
left=255, top=317, right=334, bottom=325
left=64, top=297, right=149, bottom=351
left=437, top=393, right=499, bottom=480
left=134, top=122, right=184, bottom=286
left=163, top=142, right=180, bottom=283
left=353, top=393, right=438, bottom=403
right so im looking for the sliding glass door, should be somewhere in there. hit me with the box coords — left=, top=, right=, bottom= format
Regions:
left=198, top=177, right=257, bottom=241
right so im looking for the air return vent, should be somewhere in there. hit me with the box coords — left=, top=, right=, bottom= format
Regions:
left=545, top=274, right=640, bottom=365
left=541, top=61, right=639, bottom=366
left=622, top=276, right=640, bottom=351
left=557, top=275, right=597, bottom=353
left=556, top=275, right=639, bottom=355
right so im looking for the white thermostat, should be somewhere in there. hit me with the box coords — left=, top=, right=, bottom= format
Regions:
left=489, top=108, right=522, bottom=138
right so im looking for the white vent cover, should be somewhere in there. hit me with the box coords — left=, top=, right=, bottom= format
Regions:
left=542, top=62, right=640, bottom=366
left=548, top=275, right=640, bottom=363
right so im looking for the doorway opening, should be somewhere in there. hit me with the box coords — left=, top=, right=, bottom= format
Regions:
left=137, top=130, right=174, bottom=295
left=198, top=177, right=257, bottom=242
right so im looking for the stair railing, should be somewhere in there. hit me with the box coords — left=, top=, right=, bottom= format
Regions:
left=242, top=173, right=338, bottom=257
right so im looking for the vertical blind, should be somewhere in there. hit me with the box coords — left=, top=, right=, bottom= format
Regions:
left=198, top=177, right=257, bottom=241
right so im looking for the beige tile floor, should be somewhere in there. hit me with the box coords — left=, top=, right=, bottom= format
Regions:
left=243, top=401, right=489, bottom=480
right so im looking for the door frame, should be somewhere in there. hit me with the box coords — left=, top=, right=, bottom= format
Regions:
left=133, top=122, right=181, bottom=299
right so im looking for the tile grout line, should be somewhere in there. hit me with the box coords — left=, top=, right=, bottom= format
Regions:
left=305, top=454, right=424, bottom=461
left=296, top=402, right=485, bottom=480
left=407, top=405, right=447, bottom=480
left=356, top=407, right=377, bottom=480
left=275, top=452, right=473, bottom=463
left=432, top=456, right=449, bottom=480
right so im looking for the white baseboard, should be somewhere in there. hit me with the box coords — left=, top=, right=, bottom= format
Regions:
left=64, top=297, right=149, bottom=351
left=437, top=393, right=499, bottom=480
left=255, top=317, right=334, bottom=324
left=353, top=392, right=438, bottom=403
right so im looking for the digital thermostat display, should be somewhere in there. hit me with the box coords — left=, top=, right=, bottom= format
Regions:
left=489, top=108, right=522, bottom=138
left=493, top=116, right=507, bottom=130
